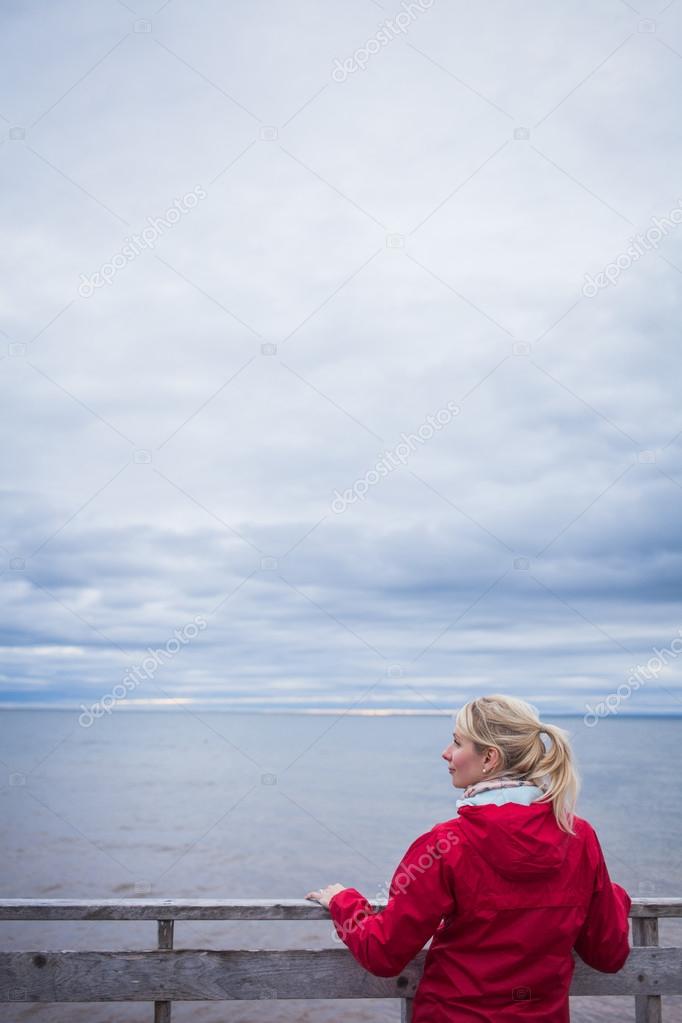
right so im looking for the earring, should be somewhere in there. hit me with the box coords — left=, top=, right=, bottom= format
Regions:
left=483, top=768, right=488, bottom=773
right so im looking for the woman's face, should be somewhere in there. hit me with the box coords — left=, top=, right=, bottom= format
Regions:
left=441, top=723, right=498, bottom=788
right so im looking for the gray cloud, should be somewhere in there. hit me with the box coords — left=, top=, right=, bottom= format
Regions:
left=2, top=0, right=682, bottom=716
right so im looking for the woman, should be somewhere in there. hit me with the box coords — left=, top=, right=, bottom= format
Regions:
left=305, top=694, right=632, bottom=1022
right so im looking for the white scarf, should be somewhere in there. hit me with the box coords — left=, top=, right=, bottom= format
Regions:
left=461, top=772, right=548, bottom=799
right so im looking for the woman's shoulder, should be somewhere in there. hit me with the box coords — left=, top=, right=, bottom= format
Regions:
left=398, top=819, right=464, bottom=862
left=570, top=813, right=598, bottom=842
left=570, top=814, right=609, bottom=859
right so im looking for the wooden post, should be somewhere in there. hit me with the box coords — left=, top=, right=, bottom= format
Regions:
left=154, top=919, right=174, bottom=1023
left=401, top=996, right=413, bottom=1022
left=633, top=915, right=662, bottom=1023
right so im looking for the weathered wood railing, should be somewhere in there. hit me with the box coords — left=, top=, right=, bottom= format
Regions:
left=0, top=898, right=680, bottom=1022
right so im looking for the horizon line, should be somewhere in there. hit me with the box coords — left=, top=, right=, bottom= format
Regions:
left=0, top=703, right=681, bottom=718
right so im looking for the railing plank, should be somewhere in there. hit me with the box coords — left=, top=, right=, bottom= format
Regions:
left=0, top=897, right=680, bottom=921
left=0, top=899, right=344, bottom=921
left=0, top=949, right=424, bottom=1001
left=1, top=947, right=681, bottom=1002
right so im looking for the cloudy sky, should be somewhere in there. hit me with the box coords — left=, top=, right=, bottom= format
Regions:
left=2, top=0, right=682, bottom=715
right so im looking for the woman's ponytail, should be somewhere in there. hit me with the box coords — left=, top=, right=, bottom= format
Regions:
left=526, top=721, right=580, bottom=835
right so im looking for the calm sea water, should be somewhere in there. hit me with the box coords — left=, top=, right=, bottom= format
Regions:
left=1, top=710, right=681, bottom=1022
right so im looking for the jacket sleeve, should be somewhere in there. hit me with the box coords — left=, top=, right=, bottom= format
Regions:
left=327, top=825, right=459, bottom=978
left=573, top=829, right=632, bottom=973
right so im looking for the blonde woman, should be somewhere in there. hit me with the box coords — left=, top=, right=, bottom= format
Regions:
left=306, top=694, right=632, bottom=1022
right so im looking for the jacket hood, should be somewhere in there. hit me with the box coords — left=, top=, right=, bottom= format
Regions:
left=455, top=799, right=571, bottom=881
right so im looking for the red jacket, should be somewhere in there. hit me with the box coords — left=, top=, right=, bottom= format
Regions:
left=328, top=800, right=632, bottom=1021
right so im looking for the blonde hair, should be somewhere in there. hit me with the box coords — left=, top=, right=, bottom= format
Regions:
left=455, top=694, right=580, bottom=835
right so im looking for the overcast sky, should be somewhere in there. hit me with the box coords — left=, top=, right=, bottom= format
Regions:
left=2, top=0, right=682, bottom=715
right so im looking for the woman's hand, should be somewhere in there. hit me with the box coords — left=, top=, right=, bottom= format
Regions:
left=304, top=883, right=346, bottom=909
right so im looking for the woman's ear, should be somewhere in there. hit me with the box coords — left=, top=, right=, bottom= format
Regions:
left=485, top=747, right=500, bottom=771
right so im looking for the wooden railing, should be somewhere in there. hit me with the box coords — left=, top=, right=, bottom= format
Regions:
left=0, top=898, right=680, bottom=1022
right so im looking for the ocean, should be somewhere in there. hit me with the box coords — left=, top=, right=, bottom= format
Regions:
left=1, top=710, right=681, bottom=1021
